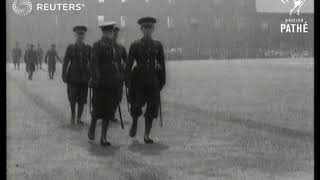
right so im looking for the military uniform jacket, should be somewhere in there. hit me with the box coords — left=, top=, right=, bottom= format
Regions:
left=90, top=37, right=122, bottom=89
left=25, top=50, right=37, bottom=64
left=24, top=49, right=37, bottom=72
left=62, top=43, right=91, bottom=85
left=114, top=43, right=127, bottom=72
left=36, top=48, right=44, bottom=61
left=12, top=48, right=22, bottom=62
left=45, top=49, right=60, bottom=66
left=126, top=38, right=166, bottom=89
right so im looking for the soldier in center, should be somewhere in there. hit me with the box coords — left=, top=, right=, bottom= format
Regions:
left=125, top=17, right=166, bottom=144
left=88, top=22, right=123, bottom=146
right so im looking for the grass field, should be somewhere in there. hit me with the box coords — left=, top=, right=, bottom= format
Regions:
left=164, top=59, right=314, bottom=133
left=7, top=58, right=314, bottom=180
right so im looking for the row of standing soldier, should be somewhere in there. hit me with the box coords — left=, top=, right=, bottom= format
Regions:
left=62, top=16, right=166, bottom=146
left=12, top=42, right=62, bottom=80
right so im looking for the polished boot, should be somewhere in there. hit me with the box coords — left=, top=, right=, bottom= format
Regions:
left=144, top=118, right=154, bottom=144
left=88, top=117, right=97, bottom=140
left=100, top=119, right=111, bottom=146
left=129, top=117, right=138, bottom=138
left=70, top=102, right=76, bottom=125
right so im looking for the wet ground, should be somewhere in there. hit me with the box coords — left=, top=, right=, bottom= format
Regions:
left=7, top=59, right=314, bottom=180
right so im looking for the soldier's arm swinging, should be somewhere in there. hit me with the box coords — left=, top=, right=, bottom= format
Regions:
left=89, top=43, right=101, bottom=85
left=158, top=43, right=166, bottom=90
left=125, top=43, right=136, bottom=87
left=55, top=51, right=62, bottom=63
left=62, top=47, right=71, bottom=83
left=122, top=47, right=128, bottom=68
left=44, top=51, right=49, bottom=64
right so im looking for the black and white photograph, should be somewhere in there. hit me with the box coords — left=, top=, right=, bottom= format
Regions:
left=6, top=0, right=314, bottom=179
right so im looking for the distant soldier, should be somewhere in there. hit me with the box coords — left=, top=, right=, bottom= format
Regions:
left=112, top=26, right=127, bottom=122
left=88, top=22, right=122, bottom=146
left=36, top=43, right=44, bottom=70
left=24, top=43, right=29, bottom=73
left=12, top=42, right=22, bottom=70
left=44, top=44, right=62, bottom=79
left=125, top=17, right=166, bottom=144
left=62, top=25, right=91, bottom=125
left=25, top=44, right=37, bottom=80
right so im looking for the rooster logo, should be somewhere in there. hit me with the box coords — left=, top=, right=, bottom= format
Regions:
left=281, top=0, right=307, bottom=15
left=12, top=0, right=32, bottom=16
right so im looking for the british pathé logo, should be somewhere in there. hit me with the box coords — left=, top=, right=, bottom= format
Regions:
left=280, top=0, right=309, bottom=33
left=281, top=0, right=307, bottom=16
left=12, top=0, right=85, bottom=16
left=12, top=0, right=33, bottom=16
left=280, top=18, right=308, bottom=33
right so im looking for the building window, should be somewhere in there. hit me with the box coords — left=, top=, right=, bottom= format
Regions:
left=167, top=16, right=175, bottom=28
left=214, top=16, right=223, bottom=29
left=98, top=15, right=104, bottom=25
left=212, top=0, right=222, bottom=5
left=169, top=0, right=175, bottom=5
left=238, top=0, right=245, bottom=7
left=261, top=21, right=269, bottom=31
left=237, top=17, right=246, bottom=31
left=120, top=16, right=126, bottom=27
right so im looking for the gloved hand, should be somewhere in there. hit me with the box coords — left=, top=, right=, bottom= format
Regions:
left=90, top=78, right=100, bottom=88
left=62, top=74, right=67, bottom=83
left=124, top=75, right=131, bottom=89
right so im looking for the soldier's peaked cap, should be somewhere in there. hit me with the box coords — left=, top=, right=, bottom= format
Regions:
left=99, top=21, right=117, bottom=31
left=73, top=25, right=87, bottom=33
left=138, top=16, right=157, bottom=26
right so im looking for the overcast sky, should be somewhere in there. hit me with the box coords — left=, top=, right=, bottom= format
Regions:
left=256, top=0, right=314, bottom=13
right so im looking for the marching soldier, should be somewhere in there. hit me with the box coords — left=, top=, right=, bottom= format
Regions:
left=125, top=17, right=166, bottom=144
left=88, top=21, right=122, bottom=146
left=25, top=44, right=37, bottom=80
left=112, top=26, right=128, bottom=122
left=24, top=43, right=29, bottom=73
left=62, top=25, right=91, bottom=125
left=44, top=44, right=62, bottom=79
left=36, top=43, right=44, bottom=70
left=12, top=42, right=22, bottom=70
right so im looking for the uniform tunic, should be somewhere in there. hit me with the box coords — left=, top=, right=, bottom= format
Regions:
left=45, top=49, right=60, bottom=72
left=62, top=43, right=91, bottom=104
left=12, top=48, right=22, bottom=63
left=25, top=49, right=37, bottom=72
left=126, top=37, right=166, bottom=119
left=36, top=48, right=44, bottom=65
left=90, top=37, right=122, bottom=119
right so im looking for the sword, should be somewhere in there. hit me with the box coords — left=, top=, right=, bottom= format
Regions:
left=159, top=93, right=163, bottom=127
left=118, top=102, right=124, bottom=130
